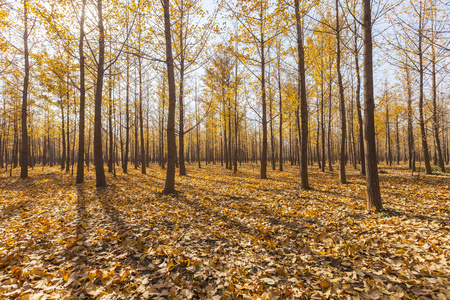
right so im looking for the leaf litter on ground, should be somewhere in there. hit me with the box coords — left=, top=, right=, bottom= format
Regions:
left=0, top=164, right=449, bottom=299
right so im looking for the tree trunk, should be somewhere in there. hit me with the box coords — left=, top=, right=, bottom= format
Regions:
left=163, top=0, right=177, bottom=194
left=327, top=71, right=333, bottom=172
left=277, top=48, right=283, bottom=171
left=93, top=0, right=107, bottom=187
left=431, top=47, right=445, bottom=172
left=295, top=0, right=309, bottom=189
left=362, top=0, right=382, bottom=210
left=260, top=4, right=267, bottom=179
left=20, top=0, right=29, bottom=179
left=418, top=25, right=432, bottom=174
left=406, top=66, right=415, bottom=171
left=336, top=0, right=346, bottom=184
left=123, top=45, right=130, bottom=173
left=269, top=83, right=275, bottom=171
left=66, top=85, right=70, bottom=172
left=354, top=29, right=365, bottom=175
left=76, top=0, right=86, bottom=182
left=108, top=67, right=113, bottom=173
left=61, top=94, right=66, bottom=171
left=178, top=14, right=186, bottom=176
left=139, top=54, right=146, bottom=174
left=234, top=59, right=238, bottom=173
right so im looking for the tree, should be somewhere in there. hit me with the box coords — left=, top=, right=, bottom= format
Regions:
left=76, top=0, right=87, bottom=184
left=20, top=0, right=30, bottom=179
left=294, top=0, right=309, bottom=189
left=334, top=0, right=346, bottom=184
left=93, top=0, right=107, bottom=187
left=162, top=0, right=177, bottom=194
left=362, top=0, right=382, bottom=210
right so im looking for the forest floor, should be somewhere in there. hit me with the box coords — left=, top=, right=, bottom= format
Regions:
left=0, top=163, right=449, bottom=300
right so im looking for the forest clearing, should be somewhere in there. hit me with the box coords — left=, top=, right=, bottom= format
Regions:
left=0, top=164, right=449, bottom=299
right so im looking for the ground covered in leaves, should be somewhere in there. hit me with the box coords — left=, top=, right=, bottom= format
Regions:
left=0, top=163, right=449, bottom=300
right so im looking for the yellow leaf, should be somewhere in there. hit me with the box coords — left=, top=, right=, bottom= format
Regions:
left=319, top=280, right=330, bottom=291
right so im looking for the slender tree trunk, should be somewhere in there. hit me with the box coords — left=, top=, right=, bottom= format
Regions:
left=234, top=59, right=238, bottom=173
left=93, top=0, right=107, bottom=187
left=277, top=49, right=283, bottom=171
left=61, top=94, right=66, bottom=170
left=406, top=66, right=415, bottom=171
left=139, top=54, right=146, bottom=174
left=223, top=99, right=228, bottom=169
left=317, top=95, right=321, bottom=169
left=228, top=96, right=232, bottom=170
left=260, top=5, right=267, bottom=179
left=123, top=44, right=130, bottom=173
left=108, top=68, right=113, bottom=173
left=362, top=0, right=382, bottom=210
left=295, top=0, right=309, bottom=189
left=396, top=115, right=400, bottom=164
left=327, top=71, right=333, bottom=172
left=418, top=25, right=432, bottom=174
left=336, top=0, right=346, bottom=184
left=354, top=35, right=365, bottom=175
left=195, top=87, right=201, bottom=169
left=178, top=16, right=186, bottom=176
left=431, top=47, right=445, bottom=172
left=134, top=85, right=138, bottom=169
left=163, top=0, right=177, bottom=194
left=20, top=1, right=29, bottom=179
left=385, top=100, right=392, bottom=166
left=321, top=69, right=326, bottom=172
left=66, top=88, right=70, bottom=172
left=269, top=84, right=275, bottom=171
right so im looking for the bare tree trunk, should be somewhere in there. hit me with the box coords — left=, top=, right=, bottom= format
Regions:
left=327, top=71, right=333, bottom=172
left=139, top=53, right=146, bottom=174
left=269, top=82, right=275, bottom=171
left=178, top=9, right=186, bottom=176
left=108, top=67, right=113, bottom=173
left=317, top=94, right=321, bottom=169
left=354, top=29, right=365, bottom=175
left=277, top=47, right=283, bottom=171
left=134, top=85, right=139, bottom=169
left=163, top=0, right=177, bottom=194
left=234, top=59, right=239, bottom=173
left=76, top=0, right=86, bottom=184
left=123, top=42, right=130, bottom=173
left=431, top=47, right=445, bottom=172
left=321, top=69, right=326, bottom=172
left=94, top=0, right=107, bottom=187
left=406, top=66, right=415, bottom=171
left=260, top=4, right=267, bottom=179
left=66, top=87, right=70, bottom=173
left=60, top=93, right=66, bottom=170
left=335, top=0, right=346, bottom=184
left=295, top=0, right=309, bottom=189
left=195, top=86, right=201, bottom=169
left=362, top=0, right=382, bottom=210
left=223, top=99, right=228, bottom=169
left=418, top=24, right=432, bottom=174
left=385, top=101, right=392, bottom=166
left=20, top=0, right=29, bottom=179
left=396, top=115, right=400, bottom=164
left=160, top=74, right=166, bottom=169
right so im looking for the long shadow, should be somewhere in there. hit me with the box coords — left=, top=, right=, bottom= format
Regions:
left=60, top=185, right=98, bottom=299
left=382, top=208, right=435, bottom=222
left=97, top=189, right=155, bottom=273
left=0, top=198, right=31, bottom=222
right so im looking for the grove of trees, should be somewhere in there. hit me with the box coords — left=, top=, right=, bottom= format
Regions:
left=1, top=0, right=449, bottom=210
